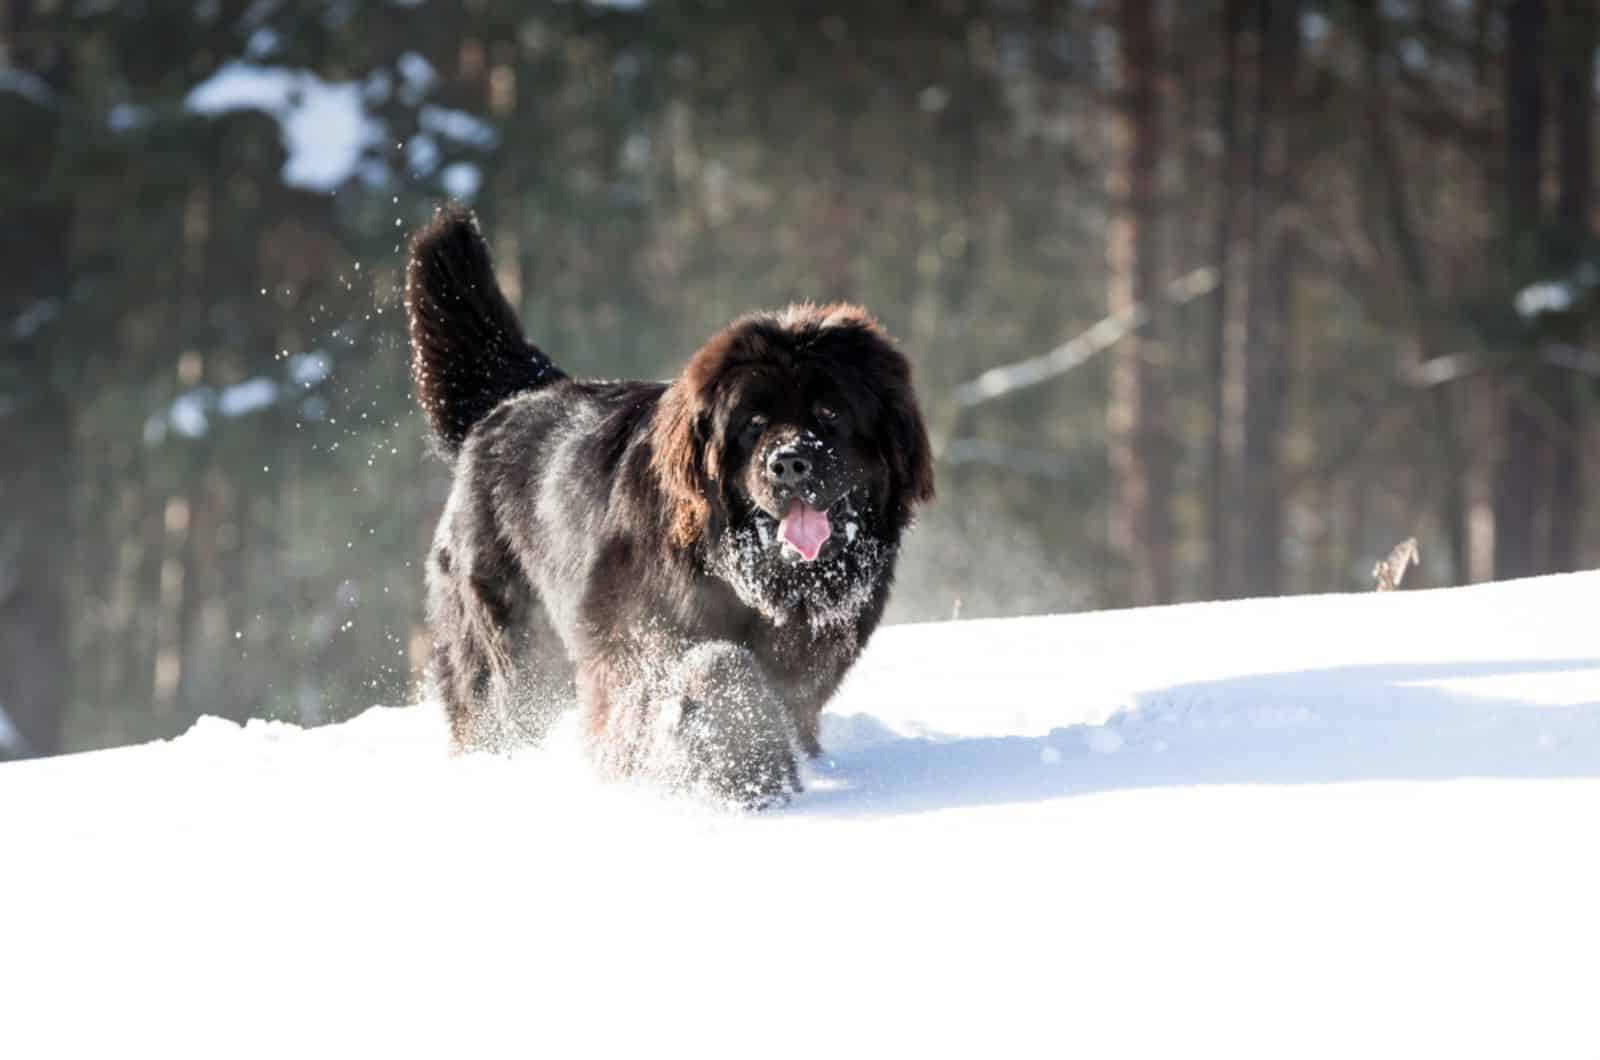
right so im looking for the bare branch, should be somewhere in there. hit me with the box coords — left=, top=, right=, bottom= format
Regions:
left=1405, top=344, right=1600, bottom=387
left=941, top=439, right=1078, bottom=482
left=951, top=266, right=1218, bottom=408
left=1543, top=343, right=1600, bottom=376
left=1403, top=353, right=1489, bottom=387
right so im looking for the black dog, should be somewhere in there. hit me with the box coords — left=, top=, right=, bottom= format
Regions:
left=406, top=206, right=933, bottom=804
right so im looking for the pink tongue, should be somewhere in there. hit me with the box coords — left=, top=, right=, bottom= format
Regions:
left=778, top=498, right=832, bottom=561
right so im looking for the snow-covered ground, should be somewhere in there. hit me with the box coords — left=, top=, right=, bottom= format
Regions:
left=5, top=573, right=1599, bottom=1058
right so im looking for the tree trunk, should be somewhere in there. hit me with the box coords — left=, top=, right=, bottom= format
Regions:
left=0, top=395, right=73, bottom=758
left=1236, top=0, right=1300, bottom=598
left=1205, top=0, right=1245, bottom=600
left=1493, top=0, right=1547, bottom=581
left=1359, top=0, right=1468, bottom=584
left=1547, top=0, right=1594, bottom=573
left=0, top=0, right=73, bottom=757
left=1107, top=0, right=1173, bottom=606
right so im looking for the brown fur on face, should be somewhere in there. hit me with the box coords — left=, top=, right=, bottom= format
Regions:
left=650, top=383, right=713, bottom=551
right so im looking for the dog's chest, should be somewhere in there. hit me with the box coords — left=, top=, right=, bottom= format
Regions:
left=759, top=620, right=858, bottom=700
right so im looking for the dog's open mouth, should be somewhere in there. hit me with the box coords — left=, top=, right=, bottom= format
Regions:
left=778, top=498, right=830, bottom=561
left=772, top=494, right=859, bottom=562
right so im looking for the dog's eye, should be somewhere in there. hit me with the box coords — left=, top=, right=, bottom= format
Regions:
left=814, top=404, right=837, bottom=423
left=743, top=414, right=768, bottom=438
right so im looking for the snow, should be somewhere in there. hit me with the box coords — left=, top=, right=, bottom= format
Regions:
left=0, top=66, right=58, bottom=108
left=9, top=297, right=58, bottom=340
left=406, top=131, right=439, bottom=174
left=4, top=573, right=1600, bottom=1058
left=288, top=350, right=332, bottom=385
left=168, top=389, right=210, bottom=437
left=245, top=27, right=281, bottom=61
left=185, top=61, right=382, bottom=191
left=106, top=102, right=149, bottom=132
left=217, top=377, right=279, bottom=417
left=148, top=360, right=320, bottom=444
left=418, top=103, right=498, bottom=148
left=440, top=160, right=483, bottom=200
left=396, top=51, right=437, bottom=102
left=1516, top=280, right=1576, bottom=319
left=1516, top=263, right=1599, bottom=319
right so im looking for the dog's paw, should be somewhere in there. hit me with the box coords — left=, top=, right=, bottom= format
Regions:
left=662, top=642, right=801, bottom=809
left=676, top=691, right=801, bottom=810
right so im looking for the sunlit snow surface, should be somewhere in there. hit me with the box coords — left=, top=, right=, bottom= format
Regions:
left=5, top=574, right=1600, bottom=1058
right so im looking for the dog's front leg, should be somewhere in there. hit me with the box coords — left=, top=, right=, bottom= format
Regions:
left=661, top=642, right=801, bottom=808
left=581, top=639, right=800, bottom=807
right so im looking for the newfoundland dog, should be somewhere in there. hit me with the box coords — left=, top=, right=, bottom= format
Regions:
left=406, top=206, right=933, bottom=805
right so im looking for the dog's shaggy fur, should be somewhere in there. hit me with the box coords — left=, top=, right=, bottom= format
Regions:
left=406, top=206, right=933, bottom=805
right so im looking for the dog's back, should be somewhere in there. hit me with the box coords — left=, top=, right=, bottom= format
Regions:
left=408, top=213, right=688, bottom=749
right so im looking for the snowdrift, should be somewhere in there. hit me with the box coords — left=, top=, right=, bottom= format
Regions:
left=5, top=574, right=1600, bottom=1058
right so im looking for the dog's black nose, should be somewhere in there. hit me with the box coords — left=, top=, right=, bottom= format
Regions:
left=767, top=446, right=813, bottom=486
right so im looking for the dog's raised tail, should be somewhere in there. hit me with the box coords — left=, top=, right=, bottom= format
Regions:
left=406, top=204, right=562, bottom=456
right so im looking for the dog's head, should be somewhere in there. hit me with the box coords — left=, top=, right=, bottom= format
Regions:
left=652, top=304, right=933, bottom=622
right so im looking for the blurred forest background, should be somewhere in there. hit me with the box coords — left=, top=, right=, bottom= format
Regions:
left=2, top=0, right=1597, bottom=758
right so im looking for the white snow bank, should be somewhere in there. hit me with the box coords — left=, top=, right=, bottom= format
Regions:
left=3, top=573, right=1599, bottom=1058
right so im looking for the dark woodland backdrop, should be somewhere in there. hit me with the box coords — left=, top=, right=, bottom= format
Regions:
left=2, top=0, right=1596, bottom=758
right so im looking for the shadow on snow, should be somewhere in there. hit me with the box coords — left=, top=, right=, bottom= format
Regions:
left=787, top=658, right=1600, bottom=817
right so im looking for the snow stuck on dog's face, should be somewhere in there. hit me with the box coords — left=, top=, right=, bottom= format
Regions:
left=711, top=500, right=894, bottom=633
left=651, top=303, right=934, bottom=631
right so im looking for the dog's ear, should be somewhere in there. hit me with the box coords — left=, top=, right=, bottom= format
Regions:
left=651, top=382, right=713, bottom=550
left=813, top=305, right=935, bottom=518
left=835, top=310, right=934, bottom=521
left=882, top=358, right=935, bottom=519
